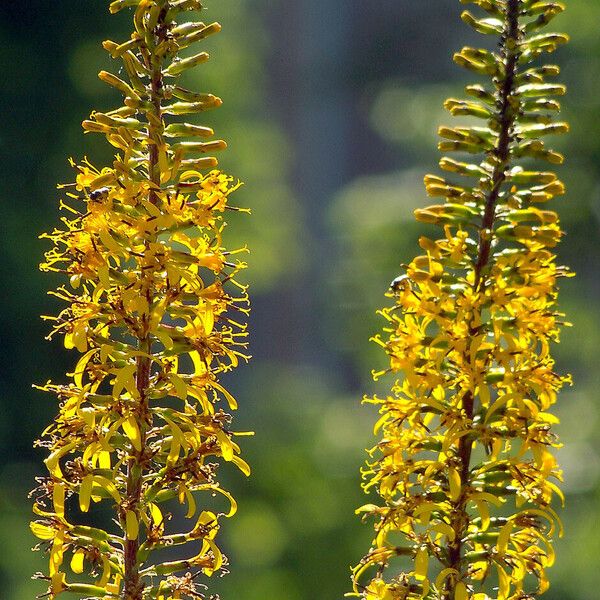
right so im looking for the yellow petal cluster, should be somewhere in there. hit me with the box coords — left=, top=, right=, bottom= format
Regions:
left=352, top=2, right=570, bottom=599
left=31, top=2, right=250, bottom=598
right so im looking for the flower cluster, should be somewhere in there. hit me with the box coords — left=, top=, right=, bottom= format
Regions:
left=31, top=1, right=250, bottom=598
left=352, top=1, right=570, bottom=599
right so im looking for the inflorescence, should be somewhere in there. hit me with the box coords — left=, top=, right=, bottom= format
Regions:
left=352, top=2, right=571, bottom=599
left=31, top=1, right=250, bottom=598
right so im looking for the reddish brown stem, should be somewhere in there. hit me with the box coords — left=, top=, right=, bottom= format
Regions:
left=473, top=0, right=521, bottom=290
left=444, top=1, right=521, bottom=596
left=123, top=10, right=167, bottom=599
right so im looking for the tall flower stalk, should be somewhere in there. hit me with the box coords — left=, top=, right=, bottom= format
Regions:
left=352, top=1, right=570, bottom=599
left=31, top=1, right=250, bottom=598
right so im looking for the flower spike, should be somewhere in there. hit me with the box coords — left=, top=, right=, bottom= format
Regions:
left=32, top=1, right=251, bottom=598
left=352, top=2, right=571, bottom=599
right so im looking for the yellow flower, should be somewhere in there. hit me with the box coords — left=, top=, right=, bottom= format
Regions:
left=353, top=2, right=570, bottom=599
left=32, top=1, right=250, bottom=598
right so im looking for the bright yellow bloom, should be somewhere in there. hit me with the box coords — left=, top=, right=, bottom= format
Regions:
left=352, top=2, right=570, bottom=599
left=31, top=1, right=250, bottom=598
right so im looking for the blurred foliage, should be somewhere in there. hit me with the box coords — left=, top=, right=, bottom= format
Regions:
left=0, top=0, right=599, bottom=599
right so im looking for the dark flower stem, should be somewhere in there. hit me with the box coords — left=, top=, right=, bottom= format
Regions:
left=124, top=9, right=167, bottom=599
left=445, top=0, right=521, bottom=595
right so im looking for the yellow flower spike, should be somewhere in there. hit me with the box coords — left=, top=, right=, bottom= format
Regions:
left=352, top=1, right=570, bottom=599
left=32, top=1, right=251, bottom=597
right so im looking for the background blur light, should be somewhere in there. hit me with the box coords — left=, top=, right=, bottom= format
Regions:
left=0, top=1, right=599, bottom=598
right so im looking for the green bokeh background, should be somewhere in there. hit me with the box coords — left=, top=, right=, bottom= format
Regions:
left=0, top=1, right=598, bottom=598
